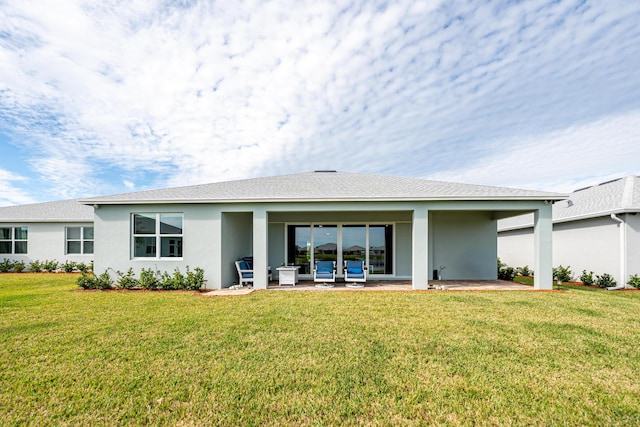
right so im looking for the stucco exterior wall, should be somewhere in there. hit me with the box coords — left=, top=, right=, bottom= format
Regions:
left=94, top=204, right=218, bottom=284
left=553, top=217, right=620, bottom=281
left=497, top=228, right=534, bottom=270
left=429, top=211, right=497, bottom=280
left=395, top=222, right=412, bottom=278
left=221, top=212, right=252, bottom=287
left=627, top=214, right=640, bottom=280
left=0, top=222, right=94, bottom=265
left=498, top=215, right=631, bottom=283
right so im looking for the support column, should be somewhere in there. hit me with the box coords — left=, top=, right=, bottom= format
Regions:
left=210, top=210, right=222, bottom=290
left=534, top=204, right=553, bottom=290
left=252, top=208, right=269, bottom=290
left=412, top=205, right=429, bottom=290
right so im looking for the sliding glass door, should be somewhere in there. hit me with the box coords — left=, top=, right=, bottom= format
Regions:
left=287, top=223, right=393, bottom=277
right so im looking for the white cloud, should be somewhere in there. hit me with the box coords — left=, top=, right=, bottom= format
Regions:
left=0, top=169, right=36, bottom=206
left=426, top=110, right=640, bottom=193
left=0, top=0, right=639, bottom=200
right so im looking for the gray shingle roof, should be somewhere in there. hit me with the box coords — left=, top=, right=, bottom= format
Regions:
left=81, top=171, right=566, bottom=204
left=0, top=199, right=94, bottom=222
left=498, top=175, right=640, bottom=230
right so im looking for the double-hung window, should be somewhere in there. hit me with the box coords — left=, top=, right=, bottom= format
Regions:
left=66, top=227, right=94, bottom=254
left=0, top=227, right=28, bottom=254
left=132, top=213, right=183, bottom=259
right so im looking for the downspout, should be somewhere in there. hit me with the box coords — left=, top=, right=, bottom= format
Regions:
left=607, top=214, right=629, bottom=290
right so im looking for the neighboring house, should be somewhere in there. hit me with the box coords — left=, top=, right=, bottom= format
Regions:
left=0, top=199, right=95, bottom=265
left=498, top=176, right=640, bottom=285
left=80, top=171, right=565, bottom=290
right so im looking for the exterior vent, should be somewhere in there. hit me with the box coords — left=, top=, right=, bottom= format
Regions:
left=314, top=170, right=337, bottom=173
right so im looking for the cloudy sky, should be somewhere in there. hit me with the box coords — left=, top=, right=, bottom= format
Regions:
left=1, top=0, right=639, bottom=206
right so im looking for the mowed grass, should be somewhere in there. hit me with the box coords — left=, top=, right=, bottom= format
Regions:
left=2, top=275, right=640, bottom=426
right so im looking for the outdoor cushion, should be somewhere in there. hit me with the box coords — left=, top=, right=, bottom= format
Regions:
left=347, top=272, right=365, bottom=279
left=242, top=272, right=253, bottom=278
left=316, top=261, right=334, bottom=272
left=239, top=261, right=250, bottom=271
left=346, top=261, right=363, bottom=274
left=315, top=272, right=334, bottom=279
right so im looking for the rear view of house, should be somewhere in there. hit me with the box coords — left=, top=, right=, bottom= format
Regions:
left=81, top=171, right=565, bottom=290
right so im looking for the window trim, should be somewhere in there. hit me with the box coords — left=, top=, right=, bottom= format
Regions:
left=131, top=213, right=184, bottom=260
left=0, top=226, right=28, bottom=255
left=65, top=226, right=94, bottom=255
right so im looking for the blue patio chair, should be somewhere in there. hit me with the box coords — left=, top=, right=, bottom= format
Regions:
left=344, top=260, right=367, bottom=285
left=235, top=258, right=273, bottom=287
left=313, top=260, right=336, bottom=284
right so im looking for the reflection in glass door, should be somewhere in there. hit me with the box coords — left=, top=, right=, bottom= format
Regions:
left=369, top=225, right=393, bottom=274
left=342, top=225, right=366, bottom=264
left=287, top=225, right=311, bottom=274
left=313, top=225, right=337, bottom=266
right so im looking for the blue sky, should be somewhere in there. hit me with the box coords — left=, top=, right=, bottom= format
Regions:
left=1, top=0, right=639, bottom=206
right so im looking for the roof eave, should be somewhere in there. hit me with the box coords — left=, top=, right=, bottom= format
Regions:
left=81, top=195, right=567, bottom=205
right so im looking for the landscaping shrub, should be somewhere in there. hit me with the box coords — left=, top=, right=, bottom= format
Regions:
left=43, top=260, right=59, bottom=272
left=77, top=272, right=97, bottom=289
left=595, top=273, right=616, bottom=289
left=116, top=268, right=139, bottom=290
left=62, top=261, right=77, bottom=273
left=139, top=268, right=159, bottom=290
left=628, top=274, right=640, bottom=289
left=498, top=266, right=516, bottom=281
left=517, top=265, right=532, bottom=277
left=0, top=258, right=13, bottom=273
left=580, top=270, right=595, bottom=286
left=13, top=260, right=26, bottom=273
left=553, top=265, right=573, bottom=282
left=29, top=260, right=43, bottom=273
left=185, top=266, right=205, bottom=291
left=79, top=266, right=206, bottom=291
left=75, top=262, right=89, bottom=273
left=95, top=271, right=114, bottom=290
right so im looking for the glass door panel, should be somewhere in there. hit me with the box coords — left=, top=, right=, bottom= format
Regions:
left=369, top=225, right=393, bottom=274
left=313, top=225, right=337, bottom=267
left=342, top=225, right=366, bottom=265
left=287, top=225, right=311, bottom=274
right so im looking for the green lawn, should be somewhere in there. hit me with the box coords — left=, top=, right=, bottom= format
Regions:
left=2, top=274, right=640, bottom=426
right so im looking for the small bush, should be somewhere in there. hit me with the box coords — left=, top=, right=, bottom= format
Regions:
left=76, top=262, right=89, bottom=273
left=77, top=272, right=97, bottom=289
left=627, top=275, right=640, bottom=289
left=95, top=271, right=114, bottom=290
left=497, top=257, right=505, bottom=275
left=29, top=260, right=43, bottom=273
left=595, top=273, right=616, bottom=289
left=42, top=259, right=59, bottom=272
left=0, top=258, right=13, bottom=273
left=185, top=266, right=205, bottom=291
left=498, top=266, right=516, bottom=281
left=13, top=260, right=26, bottom=273
left=579, top=270, right=595, bottom=286
left=553, top=265, right=573, bottom=282
left=517, top=265, right=532, bottom=277
left=158, top=271, right=175, bottom=290
left=139, top=268, right=159, bottom=290
left=116, top=268, right=139, bottom=290
left=62, top=261, right=77, bottom=273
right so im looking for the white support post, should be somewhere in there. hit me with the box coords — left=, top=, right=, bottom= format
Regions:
left=252, top=208, right=269, bottom=290
left=412, top=205, right=429, bottom=290
left=534, top=204, right=553, bottom=290
left=209, top=210, right=222, bottom=290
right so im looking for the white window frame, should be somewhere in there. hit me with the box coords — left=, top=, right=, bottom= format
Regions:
left=65, top=226, right=94, bottom=255
left=131, top=213, right=184, bottom=260
left=0, top=226, right=28, bottom=254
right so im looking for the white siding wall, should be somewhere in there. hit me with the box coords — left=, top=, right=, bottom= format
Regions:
left=497, top=228, right=534, bottom=270
left=553, top=217, right=620, bottom=281
left=1, top=222, right=94, bottom=265
left=627, top=214, right=640, bottom=280
left=499, top=215, right=629, bottom=283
